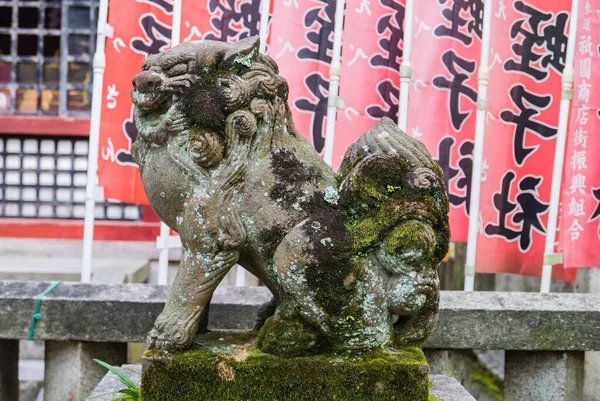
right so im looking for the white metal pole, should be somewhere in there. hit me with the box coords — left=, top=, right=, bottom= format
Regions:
left=540, top=0, right=579, bottom=293
left=463, top=0, right=493, bottom=292
left=156, top=0, right=184, bottom=286
left=398, top=0, right=414, bottom=132
left=259, top=0, right=270, bottom=54
left=81, top=0, right=109, bottom=283
left=171, top=0, right=182, bottom=46
left=322, top=0, right=345, bottom=166
left=157, top=223, right=171, bottom=285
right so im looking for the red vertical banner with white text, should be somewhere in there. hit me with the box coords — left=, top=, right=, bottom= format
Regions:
left=269, top=0, right=335, bottom=155
left=334, top=0, right=405, bottom=171
left=406, top=0, right=482, bottom=242
left=98, top=0, right=264, bottom=204
left=562, top=0, right=600, bottom=269
left=476, top=0, right=576, bottom=281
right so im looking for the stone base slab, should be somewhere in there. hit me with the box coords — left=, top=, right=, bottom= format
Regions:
left=90, top=365, right=475, bottom=401
left=141, top=332, right=433, bottom=401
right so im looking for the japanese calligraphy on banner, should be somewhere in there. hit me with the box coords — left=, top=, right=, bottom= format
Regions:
left=269, top=0, right=336, bottom=155
left=98, top=0, right=263, bottom=204
left=562, top=0, right=600, bottom=269
left=406, top=0, right=483, bottom=242
left=333, top=0, right=406, bottom=170
left=476, top=0, right=576, bottom=281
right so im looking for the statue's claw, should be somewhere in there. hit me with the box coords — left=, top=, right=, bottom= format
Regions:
left=147, top=310, right=200, bottom=350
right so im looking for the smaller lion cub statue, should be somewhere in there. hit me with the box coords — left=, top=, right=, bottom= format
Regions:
left=131, top=37, right=449, bottom=356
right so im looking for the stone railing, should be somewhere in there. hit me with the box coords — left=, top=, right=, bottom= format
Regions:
left=1, top=280, right=599, bottom=401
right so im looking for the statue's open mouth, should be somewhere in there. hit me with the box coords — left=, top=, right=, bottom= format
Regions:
left=132, top=90, right=173, bottom=118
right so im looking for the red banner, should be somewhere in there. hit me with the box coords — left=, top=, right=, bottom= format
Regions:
left=476, top=0, right=576, bottom=281
left=562, top=0, right=600, bottom=269
left=407, top=0, right=482, bottom=242
left=334, top=0, right=405, bottom=170
left=98, top=0, right=264, bottom=204
left=269, top=0, right=336, bottom=155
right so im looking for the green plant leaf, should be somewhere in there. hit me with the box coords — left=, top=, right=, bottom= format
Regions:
left=93, top=359, right=138, bottom=390
left=120, top=388, right=140, bottom=399
left=109, top=396, right=135, bottom=401
left=85, top=390, right=121, bottom=399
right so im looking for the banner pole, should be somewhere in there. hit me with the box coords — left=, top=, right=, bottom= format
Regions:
left=398, top=0, right=414, bottom=132
left=171, top=0, right=182, bottom=45
left=259, top=0, right=270, bottom=54
left=81, top=0, right=109, bottom=283
left=540, top=0, right=579, bottom=293
left=463, top=0, right=493, bottom=292
left=156, top=0, right=183, bottom=286
left=322, top=0, right=345, bottom=167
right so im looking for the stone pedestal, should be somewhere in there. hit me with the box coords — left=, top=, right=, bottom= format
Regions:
left=141, top=332, right=432, bottom=401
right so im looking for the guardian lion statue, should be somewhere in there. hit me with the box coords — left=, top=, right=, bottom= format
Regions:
left=131, top=37, right=449, bottom=356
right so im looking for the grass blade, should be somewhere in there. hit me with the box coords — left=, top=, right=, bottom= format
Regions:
left=109, top=396, right=135, bottom=401
left=93, top=359, right=138, bottom=390
left=120, top=388, right=140, bottom=399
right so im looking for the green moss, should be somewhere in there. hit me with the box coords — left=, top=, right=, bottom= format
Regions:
left=298, top=192, right=366, bottom=324
left=142, top=332, right=434, bottom=401
left=257, top=313, right=330, bottom=357
left=339, top=154, right=450, bottom=265
left=472, top=361, right=503, bottom=401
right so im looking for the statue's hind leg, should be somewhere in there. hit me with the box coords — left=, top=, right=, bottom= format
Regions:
left=266, top=218, right=391, bottom=353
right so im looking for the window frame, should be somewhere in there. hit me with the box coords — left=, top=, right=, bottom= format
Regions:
left=0, top=0, right=98, bottom=116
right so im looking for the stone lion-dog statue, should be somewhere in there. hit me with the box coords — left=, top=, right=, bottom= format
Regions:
left=131, top=37, right=449, bottom=356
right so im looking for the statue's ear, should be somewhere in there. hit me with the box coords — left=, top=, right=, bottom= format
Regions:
left=219, top=36, right=260, bottom=69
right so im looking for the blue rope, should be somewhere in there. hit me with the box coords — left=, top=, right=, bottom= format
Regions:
left=29, top=280, right=62, bottom=340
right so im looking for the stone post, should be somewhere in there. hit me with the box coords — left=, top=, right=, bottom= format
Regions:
left=505, top=351, right=584, bottom=401
left=0, top=339, right=19, bottom=401
left=44, top=341, right=127, bottom=401
left=424, top=349, right=474, bottom=392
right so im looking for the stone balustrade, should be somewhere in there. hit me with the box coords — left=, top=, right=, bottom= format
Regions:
left=1, top=280, right=599, bottom=400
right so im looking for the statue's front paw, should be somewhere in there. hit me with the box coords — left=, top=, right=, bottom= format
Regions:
left=147, top=310, right=199, bottom=350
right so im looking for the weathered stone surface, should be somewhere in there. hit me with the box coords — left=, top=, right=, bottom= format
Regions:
left=504, top=351, right=584, bottom=401
left=142, top=332, right=432, bottom=401
left=0, top=339, right=19, bottom=401
left=44, top=341, right=127, bottom=401
left=429, top=375, right=476, bottom=401
left=0, top=280, right=270, bottom=342
left=427, top=291, right=600, bottom=350
left=425, top=350, right=474, bottom=391
left=3, top=282, right=600, bottom=351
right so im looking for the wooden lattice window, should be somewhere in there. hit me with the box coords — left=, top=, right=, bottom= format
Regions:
left=0, top=0, right=98, bottom=116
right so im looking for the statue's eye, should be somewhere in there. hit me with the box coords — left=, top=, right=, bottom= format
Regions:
left=167, top=64, right=189, bottom=76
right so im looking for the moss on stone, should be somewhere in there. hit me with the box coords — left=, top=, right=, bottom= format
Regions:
left=299, top=192, right=366, bottom=323
left=339, top=154, right=449, bottom=266
left=142, top=332, right=434, bottom=401
left=257, top=312, right=331, bottom=357
left=472, top=361, right=503, bottom=401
